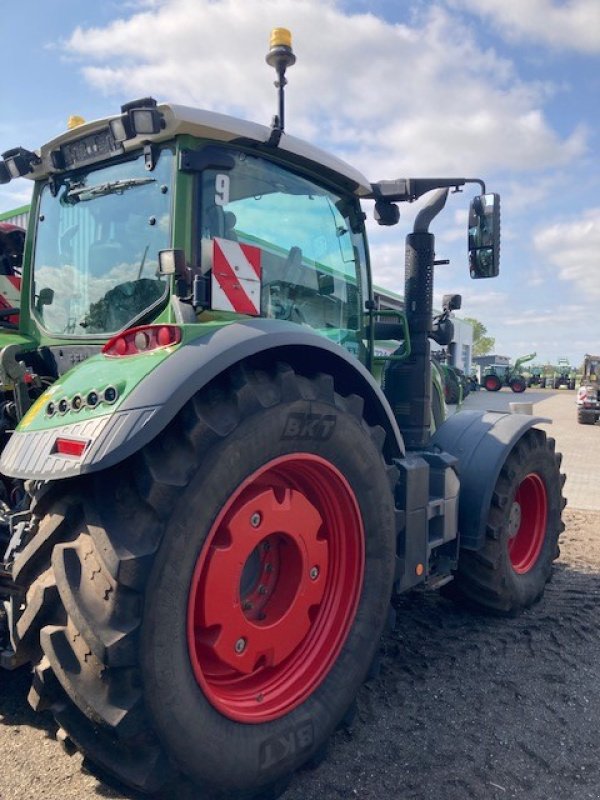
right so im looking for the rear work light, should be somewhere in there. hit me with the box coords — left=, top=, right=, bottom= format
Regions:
left=102, top=325, right=181, bottom=357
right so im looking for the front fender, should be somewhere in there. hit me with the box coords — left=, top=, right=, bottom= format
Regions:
left=431, top=410, right=550, bottom=551
left=0, top=319, right=405, bottom=480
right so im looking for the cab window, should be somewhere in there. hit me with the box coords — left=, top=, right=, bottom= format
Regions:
left=198, top=150, right=366, bottom=351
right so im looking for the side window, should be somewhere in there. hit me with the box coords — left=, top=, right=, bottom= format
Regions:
left=198, top=151, right=365, bottom=349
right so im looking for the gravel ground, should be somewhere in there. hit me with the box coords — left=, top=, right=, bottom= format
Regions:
left=1, top=390, right=598, bottom=800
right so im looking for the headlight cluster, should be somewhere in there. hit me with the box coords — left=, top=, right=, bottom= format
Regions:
left=46, top=386, right=119, bottom=417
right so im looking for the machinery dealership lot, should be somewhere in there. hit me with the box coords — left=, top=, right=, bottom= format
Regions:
left=1, top=390, right=598, bottom=800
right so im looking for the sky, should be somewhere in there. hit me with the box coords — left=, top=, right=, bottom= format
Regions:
left=1, top=0, right=598, bottom=366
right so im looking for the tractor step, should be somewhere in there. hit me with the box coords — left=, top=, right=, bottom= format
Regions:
left=393, top=450, right=460, bottom=594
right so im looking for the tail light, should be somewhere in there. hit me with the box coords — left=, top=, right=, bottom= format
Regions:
left=54, top=438, right=88, bottom=457
left=102, top=324, right=181, bottom=357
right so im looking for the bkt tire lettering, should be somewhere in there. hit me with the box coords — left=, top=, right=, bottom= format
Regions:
left=259, top=721, right=314, bottom=771
left=281, top=412, right=336, bottom=441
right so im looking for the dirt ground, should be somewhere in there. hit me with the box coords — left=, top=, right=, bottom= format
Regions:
left=1, top=393, right=599, bottom=800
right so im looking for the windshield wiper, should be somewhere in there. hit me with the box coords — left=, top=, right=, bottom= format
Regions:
left=67, top=177, right=156, bottom=201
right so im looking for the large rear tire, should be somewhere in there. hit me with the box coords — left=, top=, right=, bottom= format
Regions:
left=12, top=362, right=397, bottom=798
left=447, top=429, right=565, bottom=615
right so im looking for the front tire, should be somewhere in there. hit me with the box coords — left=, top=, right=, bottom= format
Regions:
left=447, top=429, right=565, bottom=615
left=13, top=362, right=397, bottom=798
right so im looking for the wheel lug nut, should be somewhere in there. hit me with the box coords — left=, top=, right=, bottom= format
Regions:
left=242, top=601, right=253, bottom=611
left=264, top=563, right=273, bottom=573
left=258, top=585, right=267, bottom=595
left=309, top=566, right=319, bottom=580
left=250, top=512, right=262, bottom=528
left=235, top=637, right=247, bottom=654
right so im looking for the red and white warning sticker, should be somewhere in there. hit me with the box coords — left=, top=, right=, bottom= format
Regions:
left=211, top=238, right=262, bottom=316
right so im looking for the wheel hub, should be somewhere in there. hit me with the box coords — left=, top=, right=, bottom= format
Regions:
left=508, top=473, right=548, bottom=574
left=187, top=453, right=364, bottom=722
left=508, top=501, right=522, bottom=538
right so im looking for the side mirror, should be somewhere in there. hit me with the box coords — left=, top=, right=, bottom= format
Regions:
left=318, top=272, right=335, bottom=296
left=38, top=287, right=54, bottom=307
left=374, top=200, right=400, bottom=227
left=442, top=293, right=462, bottom=311
left=468, top=193, right=500, bottom=279
left=158, top=248, right=186, bottom=277
left=35, top=287, right=54, bottom=315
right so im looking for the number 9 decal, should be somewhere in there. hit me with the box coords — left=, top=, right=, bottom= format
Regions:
left=215, top=174, right=230, bottom=207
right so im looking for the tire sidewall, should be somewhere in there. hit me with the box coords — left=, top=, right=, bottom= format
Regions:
left=140, top=394, right=396, bottom=795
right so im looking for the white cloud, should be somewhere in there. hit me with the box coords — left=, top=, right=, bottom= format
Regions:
left=502, top=305, right=588, bottom=326
left=534, top=208, right=600, bottom=297
left=62, top=0, right=586, bottom=179
left=449, top=0, right=600, bottom=54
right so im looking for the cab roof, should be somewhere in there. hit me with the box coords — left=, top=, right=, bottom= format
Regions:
left=30, top=102, right=373, bottom=197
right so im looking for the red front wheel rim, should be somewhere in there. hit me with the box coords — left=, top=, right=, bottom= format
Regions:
left=187, top=454, right=365, bottom=723
left=508, top=473, right=548, bottom=573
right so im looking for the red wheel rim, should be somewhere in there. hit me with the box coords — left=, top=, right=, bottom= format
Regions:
left=508, top=473, right=547, bottom=573
left=485, top=376, right=498, bottom=390
left=187, top=454, right=365, bottom=723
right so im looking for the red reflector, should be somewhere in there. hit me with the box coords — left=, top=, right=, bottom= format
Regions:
left=102, top=324, right=182, bottom=357
left=55, top=438, right=88, bottom=457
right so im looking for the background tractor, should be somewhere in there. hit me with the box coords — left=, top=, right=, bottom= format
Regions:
left=525, top=364, right=544, bottom=388
left=482, top=352, right=536, bottom=393
left=0, top=30, right=565, bottom=800
left=432, top=347, right=470, bottom=406
left=576, top=354, right=600, bottom=425
left=0, top=222, right=24, bottom=327
left=552, top=358, right=577, bottom=390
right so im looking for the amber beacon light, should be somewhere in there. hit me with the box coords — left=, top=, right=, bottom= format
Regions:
left=266, top=28, right=296, bottom=141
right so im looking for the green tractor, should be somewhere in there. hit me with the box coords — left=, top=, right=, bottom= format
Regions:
left=525, top=364, right=544, bottom=388
left=482, top=352, right=536, bottom=393
left=0, top=30, right=565, bottom=800
left=552, top=358, right=577, bottom=390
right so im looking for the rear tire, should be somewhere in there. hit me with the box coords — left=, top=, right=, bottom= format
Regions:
left=447, top=429, right=565, bottom=615
left=577, top=408, right=596, bottom=425
left=444, top=375, right=460, bottom=405
left=12, top=362, right=397, bottom=798
left=484, top=374, right=502, bottom=392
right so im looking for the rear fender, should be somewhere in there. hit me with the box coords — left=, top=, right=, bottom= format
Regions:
left=0, top=319, right=405, bottom=480
left=431, top=410, right=550, bottom=551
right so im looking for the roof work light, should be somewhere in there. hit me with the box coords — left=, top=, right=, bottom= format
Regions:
left=109, top=97, right=165, bottom=143
left=0, top=147, right=41, bottom=182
